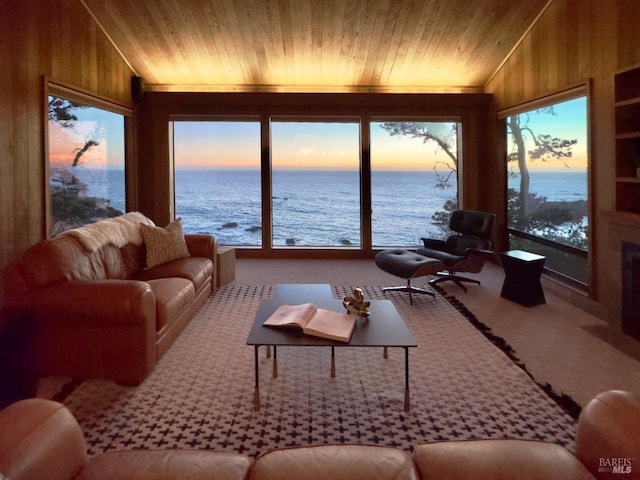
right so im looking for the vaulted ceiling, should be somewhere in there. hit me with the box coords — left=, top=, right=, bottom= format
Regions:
left=82, top=0, right=550, bottom=93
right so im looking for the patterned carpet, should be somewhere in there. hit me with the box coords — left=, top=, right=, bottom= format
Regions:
left=63, top=284, right=577, bottom=458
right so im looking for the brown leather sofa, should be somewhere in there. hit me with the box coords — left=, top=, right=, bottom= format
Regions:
left=0, top=390, right=638, bottom=480
left=2, top=213, right=217, bottom=386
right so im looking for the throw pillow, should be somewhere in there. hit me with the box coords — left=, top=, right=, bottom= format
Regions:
left=140, top=218, right=190, bottom=268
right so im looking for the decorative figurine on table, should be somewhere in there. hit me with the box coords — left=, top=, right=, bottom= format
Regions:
left=342, top=288, right=370, bottom=317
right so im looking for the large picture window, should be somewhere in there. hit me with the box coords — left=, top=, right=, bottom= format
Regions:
left=270, top=120, right=361, bottom=247
left=370, top=119, right=460, bottom=247
left=172, top=120, right=262, bottom=246
left=169, top=116, right=463, bottom=251
left=504, top=93, right=589, bottom=286
left=47, top=90, right=127, bottom=236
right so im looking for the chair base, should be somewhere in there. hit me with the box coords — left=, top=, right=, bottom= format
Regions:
left=382, top=279, right=435, bottom=305
left=429, top=274, right=480, bottom=293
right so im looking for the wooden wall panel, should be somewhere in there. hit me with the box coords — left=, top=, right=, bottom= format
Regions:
left=484, top=0, right=640, bottom=324
left=486, top=0, right=593, bottom=108
left=0, top=0, right=133, bottom=302
left=617, top=0, right=640, bottom=69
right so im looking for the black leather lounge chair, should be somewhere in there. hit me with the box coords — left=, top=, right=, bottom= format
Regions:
left=417, top=209, right=496, bottom=292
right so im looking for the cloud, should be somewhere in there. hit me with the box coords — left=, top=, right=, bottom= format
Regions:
left=299, top=147, right=316, bottom=156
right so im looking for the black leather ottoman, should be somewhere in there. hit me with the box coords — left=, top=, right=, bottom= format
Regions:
left=375, top=249, right=445, bottom=304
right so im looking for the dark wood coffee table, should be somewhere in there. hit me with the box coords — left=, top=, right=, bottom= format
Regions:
left=246, top=284, right=417, bottom=412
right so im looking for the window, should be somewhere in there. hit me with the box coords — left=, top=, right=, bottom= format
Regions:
left=170, top=116, right=462, bottom=251
left=47, top=91, right=127, bottom=236
left=503, top=94, right=589, bottom=286
left=172, top=120, right=262, bottom=246
left=370, top=120, right=460, bottom=247
left=270, top=120, right=361, bottom=247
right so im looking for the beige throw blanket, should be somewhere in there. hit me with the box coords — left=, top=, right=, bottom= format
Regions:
left=62, top=212, right=155, bottom=252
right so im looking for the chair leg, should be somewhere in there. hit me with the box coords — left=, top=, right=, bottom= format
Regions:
left=382, top=279, right=435, bottom=305
left=429, top=274, right=481, bottom=293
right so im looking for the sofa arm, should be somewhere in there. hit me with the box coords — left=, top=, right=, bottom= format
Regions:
left=0, top=398, right=88, bottom=480
left=575, top=390, right=640, bottom=479
left=10, top=280, right=157, bottom=385
left=185, top=234, right=217, bottom=262
left=185, top=235, right=218, bottom=291
left=15, top=280, right=156, bottom=326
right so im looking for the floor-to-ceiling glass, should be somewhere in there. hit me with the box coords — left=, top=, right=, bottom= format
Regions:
left=270, top=120, right=361, bottom=247
left=370, top=120, right=460, bottom=247
left=172, top=120, right=262, bottom=246
left=505, top=95, right=589, bottom=286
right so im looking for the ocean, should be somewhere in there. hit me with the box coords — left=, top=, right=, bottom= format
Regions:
left=71, top=168, right=588, bottom=248
left=173, top=168, right=460, bottom=247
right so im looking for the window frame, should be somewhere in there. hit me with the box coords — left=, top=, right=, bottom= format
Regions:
left=269, top=116, right=363, bottom=248
left=369, top=116, right=462, bottom=247
left=167, top=112, right=466, bottom=254
left=44, top=79, right=134, bottom=237
left=497, top=84, right=591, bottom=288
left=170, top=116, right=263, bottom=246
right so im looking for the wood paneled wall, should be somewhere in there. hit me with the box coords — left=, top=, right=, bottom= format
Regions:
left=486, top=0, right=594, bottom=108
left=485, top=0, right=640, bottom=324
left=0, top=0, right=133, bottom=300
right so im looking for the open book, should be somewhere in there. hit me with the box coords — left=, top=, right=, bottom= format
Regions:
left=263, top=303, right=356, bottom=343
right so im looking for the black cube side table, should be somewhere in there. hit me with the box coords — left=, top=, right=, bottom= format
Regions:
left=500, top=250, right=546, bottom=307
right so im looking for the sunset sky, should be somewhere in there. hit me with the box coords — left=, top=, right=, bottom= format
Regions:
left=172, top=97, right=587, bottom=171
left=50, top=97, right=587, bottom=173
left=505, top=96, right=588, bottom=171
left=48, top=105, right=125, bottom=169
left=172, top=120, right=460, bottom=171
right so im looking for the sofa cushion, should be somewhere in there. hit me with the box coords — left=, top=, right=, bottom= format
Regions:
left=120, top=243, right=148, bottom=278
left=146, top=278, right=195, bottom=332
left=249, top=444, right=419, bottom=480
left=133, top=257, right=213, bottom=292
left=413, top=440, right=596, bottom=480
left=76, top=450, right=252, bottom=480
left=16, top=236, right=95, bottom=287
left=140, top=219, right=190, bottom=268
left=9, top=234, right=142, bottom=293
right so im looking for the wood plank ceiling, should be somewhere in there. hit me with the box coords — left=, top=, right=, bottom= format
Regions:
left=81, top=0, right=549, bottom=93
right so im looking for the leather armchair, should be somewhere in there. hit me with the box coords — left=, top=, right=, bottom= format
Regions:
left=417, top=209, right=496, bottom=292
